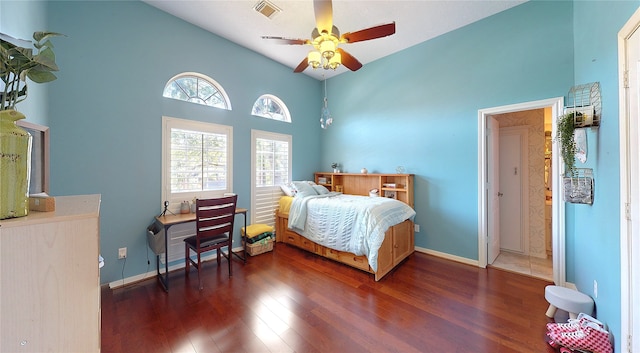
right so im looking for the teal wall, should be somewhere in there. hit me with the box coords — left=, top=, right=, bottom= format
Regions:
left=570, top=1, right=640, bottom=350
left=324, top=0, right=573, bottom=260
left=3, top=0, right=322, bottom=284
left=2, top=1, right=638, bottom=351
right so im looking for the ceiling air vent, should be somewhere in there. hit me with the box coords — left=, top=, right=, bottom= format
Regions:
left=254, top=0, right=281, bottom=19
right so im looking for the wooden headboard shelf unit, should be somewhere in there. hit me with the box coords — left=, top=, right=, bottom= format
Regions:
left=314, top=172, right=414, bottom=207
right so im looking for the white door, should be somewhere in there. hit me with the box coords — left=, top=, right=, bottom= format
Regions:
left=487, top=116, right=501, bottom=263
left=626, top=17, right=640, bottom=353
left=619, top=10, right=640, bottom=352
left=499, top=130, right=525, bottom=253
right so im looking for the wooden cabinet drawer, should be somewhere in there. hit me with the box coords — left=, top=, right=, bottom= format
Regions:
left=323, top=247, right=340, bottom=260
left=324, top=248, right=370, bottom=271
left=284, top=232, right=317, bottom=253
left=298, top=235, right=318, bottom=253
left=284, top=231, right=300, bottom=246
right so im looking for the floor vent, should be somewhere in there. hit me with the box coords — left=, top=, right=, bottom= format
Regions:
left=254, top=0, right=281, bottom=19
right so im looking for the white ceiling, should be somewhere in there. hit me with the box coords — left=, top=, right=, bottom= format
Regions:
left=144, top=0, right=527, bottom=80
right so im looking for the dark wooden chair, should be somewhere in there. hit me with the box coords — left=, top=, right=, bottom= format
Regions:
left=184, top=195, right=237, bottom=290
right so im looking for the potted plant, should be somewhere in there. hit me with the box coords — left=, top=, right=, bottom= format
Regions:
left=0, top=31, right=63, bottom=219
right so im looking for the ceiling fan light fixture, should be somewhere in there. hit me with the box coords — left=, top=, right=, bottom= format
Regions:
left=308, top=50, right=321, bottom=68
left=319, top=39, right=336, bottom=59
left=262, top=0, right=396, bottom=73
left=328, top=51, right=341, bottom=70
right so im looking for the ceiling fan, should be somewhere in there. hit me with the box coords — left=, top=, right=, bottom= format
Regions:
left=262, top=0, right=396, bottom=73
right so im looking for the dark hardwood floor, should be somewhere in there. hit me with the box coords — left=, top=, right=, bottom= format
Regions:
left=101, top=244, right=558, bottom=353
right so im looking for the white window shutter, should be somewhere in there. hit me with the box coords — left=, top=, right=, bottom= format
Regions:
left=254, top=185, right=283, bottom=228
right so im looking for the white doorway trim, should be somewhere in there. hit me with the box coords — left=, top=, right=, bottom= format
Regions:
left=618, top=7, right=640, bottom=353
left=477, top=97, right=566, bottom=285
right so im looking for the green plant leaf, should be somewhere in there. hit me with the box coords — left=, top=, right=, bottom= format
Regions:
left=17, top=85, right=27, bottom=98
left=26, top=69, right=56, bottom=83
left=35, top=39, right=55, bottom=51
left=33, top=47, right=58, bottom=71
left=0, top=42, right=14, bottom=55
left=32, top=31, right=64, bottom=44
left=11, top=46, right=33, bottom=59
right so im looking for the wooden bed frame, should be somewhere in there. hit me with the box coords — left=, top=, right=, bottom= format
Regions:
left=274, top=172, right=416, bottom=281
left=275, top=212, right=414, bottom=281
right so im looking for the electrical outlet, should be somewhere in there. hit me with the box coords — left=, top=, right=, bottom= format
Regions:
left=594, top=280, right=598, bottom=298
left=118, top=247, right=127, bottom=259
left=414, top=224, right=420, bottom=232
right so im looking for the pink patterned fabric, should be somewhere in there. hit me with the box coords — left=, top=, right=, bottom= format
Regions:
left=547, top=322, right=612, bottom=353
left=546, top=313, right=604, bottom=336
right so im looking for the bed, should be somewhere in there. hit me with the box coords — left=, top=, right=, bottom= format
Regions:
left=275, top=179, right=416, bottom=281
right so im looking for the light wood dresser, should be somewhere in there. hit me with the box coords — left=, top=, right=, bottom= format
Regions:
left=0, top=194, right=101, bottom=352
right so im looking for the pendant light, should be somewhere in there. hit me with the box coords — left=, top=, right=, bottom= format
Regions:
left=320, top=78, right=333, bottom=129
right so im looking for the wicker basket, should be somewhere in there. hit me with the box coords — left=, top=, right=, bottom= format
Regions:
left=246, top=237, right=274, bottom=256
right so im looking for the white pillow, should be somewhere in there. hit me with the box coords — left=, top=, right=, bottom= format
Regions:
left=293, top=181, right=318, bottom=197
left=280, top=182, right=297, bottom=197
left=312, top=185, right=329, bottom=195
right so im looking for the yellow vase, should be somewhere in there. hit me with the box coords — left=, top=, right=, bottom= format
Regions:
left=0, top=110, right=32, bottom=219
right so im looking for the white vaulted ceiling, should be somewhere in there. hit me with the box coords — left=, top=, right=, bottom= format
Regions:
left=144, top=0, right=527, bottom=80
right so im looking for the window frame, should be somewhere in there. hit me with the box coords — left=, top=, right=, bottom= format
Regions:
left=251, top=94, right=291, bottom=122
left=163, top=72, right=232, bottom=110
left=162, top=116, right=233, bottom=212
left=250, top=129, right=292, bottom=226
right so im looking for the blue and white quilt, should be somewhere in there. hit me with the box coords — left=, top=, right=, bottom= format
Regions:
left=288, top=192, right=416, bottom=271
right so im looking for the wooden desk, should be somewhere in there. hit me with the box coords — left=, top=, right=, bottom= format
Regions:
left=154, top=208, right=247, bottom=291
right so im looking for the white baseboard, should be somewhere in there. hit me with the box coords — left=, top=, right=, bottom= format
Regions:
left=414, top=246, right=576, bottom=289
left=110, top=245, right=568, bottom=289
left=108, top=246, right=243, bottom=289
left=108, top=267, right=161, bottom=289
left=415, top=246, right=480, bottom=267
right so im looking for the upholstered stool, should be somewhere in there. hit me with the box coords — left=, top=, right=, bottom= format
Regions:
left=545, top=285, right=594, bottom=319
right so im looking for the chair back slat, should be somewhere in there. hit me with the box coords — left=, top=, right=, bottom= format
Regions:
left=196, top=195, right=238, bottom=242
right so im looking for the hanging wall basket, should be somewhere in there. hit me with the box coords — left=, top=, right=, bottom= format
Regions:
left=563, top=168, right=594, bottom=205
left=565, top=82, right=601, bottom=128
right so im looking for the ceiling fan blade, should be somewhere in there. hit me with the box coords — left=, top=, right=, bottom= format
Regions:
left=262, top=36, right=310, bottom=45
left=314, top=0, right=333, bottom=35
left=340, top=22, right=396, bottom=43
left=336, top=48, right=362, bottom=71
left=293, top=57, right=309, bottom=73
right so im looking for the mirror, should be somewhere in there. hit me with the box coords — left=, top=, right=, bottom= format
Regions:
left=16, top=120, right=50, bottom=195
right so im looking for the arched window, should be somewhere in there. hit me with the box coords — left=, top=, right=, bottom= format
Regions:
left=251, top=94, right=291, bottom=122
left=163, top=72, right=232, bottom=110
